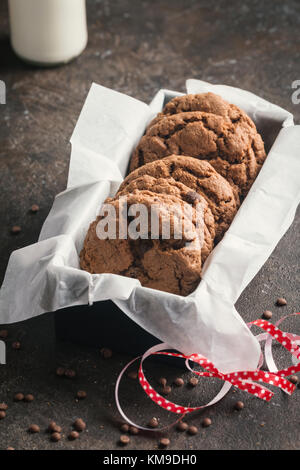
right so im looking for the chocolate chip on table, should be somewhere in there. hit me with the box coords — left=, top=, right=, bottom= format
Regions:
left=188, top=377, right=199, bottom=387
left=0, top=329, right=8, bottom=339
left=289, top=375, right=299, bottom=385
left=127, top=370, right=138, bottom=380
left=76, top=390, right=87, bottom=399
left=56, top=367, right=65, bottom=377
left=129, top=426, right=139, bottom=435
left=64, top=369, right=76, bottom=379
left=158, top=377, right=167, bottom=386
left=262, top=310, right=272, bottom=320
left=24, top=394, right=34, bottom=402
left=11, top=225, right=21, bottom=235
left=73, top=418, right=86, bottom=432
left=120, top=423, right=129, bottom=433
left=51, top=432, right=61, bottom=442
left=161, top=385, right=172, bottom=395
left=202, top=417, right=212, bottom=427
left=176, top=421, right=188, bottom=432
left=0, top=410, right=6, bottom=419
left=119, top=434, right=130, bottom=446
left=187, top=425, right=198, bottom=435
left=0, top=403, right=8, bottom=411
left=174, top=377, right=184, bottom=387
left=48, top=422, right=62, bottom=433
left=30, top=204, right=39, bottom=213
left=12, top=341, right=21, bottom=350
left=234, top=401, right=245, bottom=411
left=68, top=431, right=79, bottom=441
left=14, top=393, right=24, bottom=402
left=28, top=424, right=40, bottom=433
left=276, top=297, right=287, bottom=306
left=148, top=417, right=159, bottom=428
left=100, top=347, right=112, bottom=359
left=159, top=437, right=170, bottom=448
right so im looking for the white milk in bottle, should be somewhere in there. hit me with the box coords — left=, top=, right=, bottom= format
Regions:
left=8, top=0, right=88, bottom=66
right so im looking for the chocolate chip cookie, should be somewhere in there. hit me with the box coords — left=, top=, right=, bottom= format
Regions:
left=119, top=155, right=237, bottom=242
left=80, top=190, right=215, bottom=296
left=130, top=110, right=265, bottom=198
left=148, top=92, right=259, bottom=135
left=148, top=93, right=266, bottom=168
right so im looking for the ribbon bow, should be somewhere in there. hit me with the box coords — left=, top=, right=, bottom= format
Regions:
left=115, top=313, right=300, bottom=431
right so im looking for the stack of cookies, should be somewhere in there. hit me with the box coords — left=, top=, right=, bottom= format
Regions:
left=80, top=93, right=266, bottom=296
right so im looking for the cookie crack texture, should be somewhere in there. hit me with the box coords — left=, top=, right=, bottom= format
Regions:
left=131, top=93, right=266, bottom=199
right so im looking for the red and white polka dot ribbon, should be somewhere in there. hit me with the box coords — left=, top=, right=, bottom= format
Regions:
left=115, top=313, right=300, bottom=430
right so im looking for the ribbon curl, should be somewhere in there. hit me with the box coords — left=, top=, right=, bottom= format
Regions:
left=115, top=313, right=300, bottom=431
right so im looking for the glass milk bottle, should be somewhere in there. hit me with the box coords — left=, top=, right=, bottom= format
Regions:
left=8, top=0, right=88, bottom=66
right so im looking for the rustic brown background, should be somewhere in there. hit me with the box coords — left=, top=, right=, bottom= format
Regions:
left=0, top=0, right=299, bottom=450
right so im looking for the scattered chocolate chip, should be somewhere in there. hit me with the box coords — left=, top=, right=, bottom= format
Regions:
left=129, top=426, right=139, bottom=435
left=159, top=437, right=170, bottom=448
left=24, top=394, right=34, bottom=402
left=161, top=385, right=172, bottom=395
left=28, top=424, right=40, bottom=433
left=51, top=432, right=61, bottom=442
left=64, top=369, right=76, bottom=379
left=148, top=417, right=159, bottom=428
left=76, top=390, right=87, bottom=399
left=100, top=347, right=112, bottom=359
left=202, top=417, right=212, bottom=427
left=119, top=434, right=130, bottom=446
left=73, top=418, right=86, bottom=432
left=14, top=393, right=24, bottom=402
left=48, top=422, right=61, bottom=433
left=127, top=370, right=138, bottom=380
left=30, top=204, right=39, bottom=213
left=0, top=403, right=8, bottom=411
left=289, top=375, right=299, bottom=385
left=187, top=425, right=198, bottom=435
left=158, top=377, right=167, bottom=386
left=11, top=225, right=21, bottom=235
left=176, top=421, right=188, bottom=432
left=262, top=310, right=272, bottom=320
left=0, top=411, right=6, bottom=419
left=174, top=377, right=184, bottom=387
left=0, top=329, right=8, bottom=339
left=120, top=423, right=129, bottom=433
left=234, top=401, right=245, bottom=411
left=68, top=431, right=79, bottom=440
left=276, top=297, right=287, bottom=306
left=56, top=367, right=65, bottom=377
left=12, top=341, right=21, bottom=350
left=188, top=377, right=199, bottom=387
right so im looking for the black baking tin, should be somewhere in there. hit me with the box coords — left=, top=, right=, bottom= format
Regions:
left=55, top=300, right=164, bottom=355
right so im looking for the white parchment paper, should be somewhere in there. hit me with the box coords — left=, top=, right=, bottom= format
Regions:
left=1, top=79, right=300, bottom=374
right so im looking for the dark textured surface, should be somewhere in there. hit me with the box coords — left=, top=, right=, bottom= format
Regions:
left=0, top=0, right=299, bottom=450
